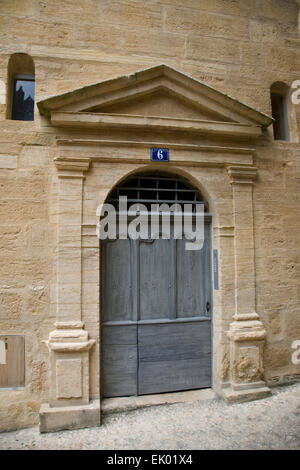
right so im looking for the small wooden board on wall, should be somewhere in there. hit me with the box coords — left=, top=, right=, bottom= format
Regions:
left=0, top=335, right=25, bottom=388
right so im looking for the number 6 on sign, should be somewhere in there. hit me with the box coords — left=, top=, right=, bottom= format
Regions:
left=157, top=149, right=164, bottom=160
left=151, top=148, right=169, bottom=162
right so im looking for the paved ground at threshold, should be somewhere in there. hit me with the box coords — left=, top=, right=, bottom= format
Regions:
left=0, top=382, right=300, bottom=450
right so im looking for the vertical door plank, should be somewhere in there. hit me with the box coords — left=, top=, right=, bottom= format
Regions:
left=139, top=239, right=170, bottom=320
left=102, top=238, right=133, bottom=322
left=176, top=223, right=211, bottom=318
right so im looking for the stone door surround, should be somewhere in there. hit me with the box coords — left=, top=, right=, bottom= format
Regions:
left=38, top=65, right=273, bottom=432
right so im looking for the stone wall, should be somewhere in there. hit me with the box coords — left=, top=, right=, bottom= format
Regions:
left=0, top=0, right=300, bottom=431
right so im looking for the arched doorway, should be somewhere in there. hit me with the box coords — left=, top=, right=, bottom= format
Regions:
left=101, top=171, right=212, bottom=397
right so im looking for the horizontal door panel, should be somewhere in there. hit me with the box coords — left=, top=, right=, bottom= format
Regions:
left=138, top=321, right=211, bottom=362
left=138, top=321, right=211, bottom=395
left=138, top=358, right=211, bottom=395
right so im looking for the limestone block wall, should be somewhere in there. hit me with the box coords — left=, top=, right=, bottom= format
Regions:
left=254, top=141, right=300, bottom=386
left=0, top=0, right=300, bottom=430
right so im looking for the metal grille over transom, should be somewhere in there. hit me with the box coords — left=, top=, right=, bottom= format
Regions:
left=106, top=172, right=208, bottom=212
left=101, top=172, right=212, bottom=398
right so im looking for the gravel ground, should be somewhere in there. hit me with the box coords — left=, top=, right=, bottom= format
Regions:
left=0, top=383, right=300, bottom=450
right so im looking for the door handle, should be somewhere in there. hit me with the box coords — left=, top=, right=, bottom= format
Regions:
left=206, top=301, right=211, bottom=313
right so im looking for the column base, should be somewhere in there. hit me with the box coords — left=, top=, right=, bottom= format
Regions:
left=222, top=384, right=272, bottom=403
left=39, top=400, right=101, bottom=433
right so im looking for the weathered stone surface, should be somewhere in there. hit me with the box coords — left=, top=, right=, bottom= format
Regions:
left=186, top=36, right=240, bottom=63
left=0, top=291, right=22, bottom=321
left=56, top=359, right=82, bottom=399
left=0, top=155, right=18, bottom=169
left=165, top=7, right=249, bottom=39
left=99, top=0, right=163, bottom=29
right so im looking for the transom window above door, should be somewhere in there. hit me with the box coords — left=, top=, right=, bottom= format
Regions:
left=106, top=172, right=208, bottom=212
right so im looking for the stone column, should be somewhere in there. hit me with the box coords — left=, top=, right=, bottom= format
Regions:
left=223, top=165, right=271, bottom=402
left=40, top=157, right=100, bottom=432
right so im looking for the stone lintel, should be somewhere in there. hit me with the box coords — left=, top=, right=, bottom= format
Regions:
left=56, top=138, right=256, bottom=155
left=57, top=140, right=255, bottom=168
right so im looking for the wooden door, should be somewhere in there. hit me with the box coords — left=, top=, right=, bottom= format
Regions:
left=101, top=222, right=212, bottom=398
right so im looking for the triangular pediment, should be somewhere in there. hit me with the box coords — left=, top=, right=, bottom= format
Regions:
left=90, top=88, right=231, bottom=122
left=38, top=64, right=273, bottom=132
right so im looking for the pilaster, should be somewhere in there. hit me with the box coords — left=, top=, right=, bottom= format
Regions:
left=40, top=157, right=100, bottom=432
left=222, top=165, right=271, bottom=402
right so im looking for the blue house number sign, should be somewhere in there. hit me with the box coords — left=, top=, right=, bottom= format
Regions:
left=151, top=148, right=169, bottom=162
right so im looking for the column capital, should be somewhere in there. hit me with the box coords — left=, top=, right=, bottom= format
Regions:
left=54, top=156, right=91, bottom=177
left=227, top=165, right=258, bottom=184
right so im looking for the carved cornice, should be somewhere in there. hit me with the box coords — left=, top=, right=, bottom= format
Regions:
left=51, top=111, right=263, bottom=138
left=227, top=165, right=258, bottom=184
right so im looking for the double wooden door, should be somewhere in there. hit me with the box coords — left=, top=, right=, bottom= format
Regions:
left=101, top=222, right=212, bottom=397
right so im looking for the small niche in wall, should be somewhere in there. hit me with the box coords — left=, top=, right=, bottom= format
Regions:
left=0, top=335, right=25, bottom=388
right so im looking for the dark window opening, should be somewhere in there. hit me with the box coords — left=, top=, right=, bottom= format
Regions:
left=271, top=92, right=289, bottom=141
left=11, top=77, right=35, bottom=121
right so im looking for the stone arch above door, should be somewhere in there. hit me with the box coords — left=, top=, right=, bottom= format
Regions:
left=38, top=65, right=273, bottom=432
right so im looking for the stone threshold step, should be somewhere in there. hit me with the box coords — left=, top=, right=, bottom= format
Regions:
left=101, top=388, right=216, bottom=415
